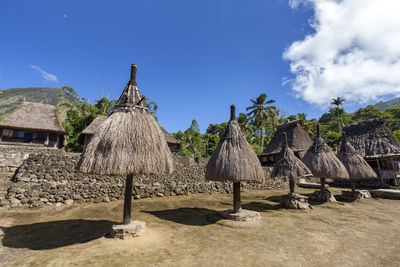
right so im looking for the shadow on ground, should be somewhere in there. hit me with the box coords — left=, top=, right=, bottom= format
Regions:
left=1, top=219, right=116, bottom=250
left=242, top=202, right=281, bottom=212
left=143, top=208, right=219, bottom=226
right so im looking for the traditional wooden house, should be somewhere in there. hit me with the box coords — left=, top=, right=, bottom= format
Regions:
left=78, top=115, right=181, bottom=153
left=341, top=118, right=400, bottom=185
left=258, top=120, right=313, bottom=166
left=0, top=101, right=67, bottom=148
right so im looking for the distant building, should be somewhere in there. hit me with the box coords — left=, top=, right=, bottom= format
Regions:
left=341, top=118, right=400, bottom=184
left=78, top=115, right=181, bottom=153
left=0, top=101, right=67, bottom=148
left=258, top=120, right=313, bottom=166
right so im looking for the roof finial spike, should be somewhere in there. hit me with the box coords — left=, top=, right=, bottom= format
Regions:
left=230, top=105, right=236, bottom=121
left=130, top=64, right=137, bottom=84
left=282, top=132, right=288, bottom=148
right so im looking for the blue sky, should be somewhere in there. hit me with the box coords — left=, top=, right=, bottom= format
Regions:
left=1, top=0, right=398, bottom=133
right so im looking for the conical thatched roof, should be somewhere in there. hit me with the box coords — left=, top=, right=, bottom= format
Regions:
left=205, top=105, right=264, bottom=183
left=0, top=101, right=67, bottom=134
left=302, top=125, right=349, bottom=179
left=272, top=132, right=312, bottom=180
left=263, top=120, right=312, bottom=158
left=78, top=115, right=180, bottom=147
left=338, top=134, right=378, bottom=180
left=341, top=118, right=400, bottom=159
left=77, top=64, right=174, bottom=176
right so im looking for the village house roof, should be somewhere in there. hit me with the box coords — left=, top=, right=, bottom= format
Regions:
left=0, top=101, right=67, bottom=134
left=342, top=118, right=400, bottom=159
left=79, top=115, right=180, bottom=145
left=263, top=120, right=313, bottom=157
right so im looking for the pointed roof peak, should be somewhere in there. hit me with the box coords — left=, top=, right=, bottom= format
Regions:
left=113, top=64, right=148, bottom=113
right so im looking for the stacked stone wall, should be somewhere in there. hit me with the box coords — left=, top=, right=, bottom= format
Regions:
left=3, top=151, right=288, bottom=208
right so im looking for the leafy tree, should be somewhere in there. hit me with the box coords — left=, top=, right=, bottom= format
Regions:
left=319, top=108, right=352, bottom=134
left=189, top=119, right=200, bottom=133
left=246, top=93, right=277, bottom=149
left=393, top=130, right=400, bottom=142
left=143, top=97, right=159, bottom=121
left=324, top=131, right=342, bottom=150
left=331, top=97, right=345, bottom=133
left=206, top=122, right=228, bottom=138
left=351, top=105, right=386, bottom=122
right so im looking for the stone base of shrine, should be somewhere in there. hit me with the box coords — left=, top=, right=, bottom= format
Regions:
left=216, top=209, right=261, bottom=222
left=308, top=190, right=336, bottom=203
left=281, top=193, right=312, bottom=210
left=341, top=190, right=371, bottom=200
left=108, top=220, right=146, bottom=239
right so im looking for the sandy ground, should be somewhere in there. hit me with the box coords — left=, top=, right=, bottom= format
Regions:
left=0, top=188, right=399, bottom=267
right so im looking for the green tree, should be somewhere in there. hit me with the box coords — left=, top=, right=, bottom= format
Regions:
left=189, top=119, right=200, bottom=133
left=351, top=105, right=386, bottom=122
left=393, top=130, right=400, bottom=142
left=246, top=93, right=277, bottom=149
left=331, top=97, right=345, bottom=133
left=324, top=130, right=342, bottom=150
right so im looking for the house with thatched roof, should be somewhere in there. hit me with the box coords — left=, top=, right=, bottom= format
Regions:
left=0, top=101, right=67, bottom=148
left=342, top=118, right=400, bottom=184
left=78, top=115, right=181, bottom=153
left=258, top=120, right=313, bottom=166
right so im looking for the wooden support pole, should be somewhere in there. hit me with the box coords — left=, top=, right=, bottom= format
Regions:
left=233, top=182, right=241, bottom=213
left=289, top=178, right=295, bottom=194
left=351, top=179, right=356, bottom=196
left=123, top=174, right=134, bottom=225
left=376, top=159, right=384, bottom=187
left=320, top=178, right=326, bottom=193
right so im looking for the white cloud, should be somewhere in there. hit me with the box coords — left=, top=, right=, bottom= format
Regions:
left=30, top=65, right=59, bottom=83
left=284, top=0, right=400, bottom=106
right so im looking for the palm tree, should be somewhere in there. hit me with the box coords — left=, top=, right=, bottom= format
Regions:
left=331, top=97, right=345, bottom=133
left=246, top=93, right=277, bottom=149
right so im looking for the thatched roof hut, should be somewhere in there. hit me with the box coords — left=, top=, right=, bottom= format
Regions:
left=259, top=120, right=313, bottom=165
left=341, top=118, right=400, bottom=160
left=205, top=106, right=264, bottom=183
left=0, top=101, right=67, bottom=148
left=272, top=132, right=312, bottom=181
left=78, top=115, right=181, bottom=152
left=77, top=65, right=174, bottom=176
left=338, top=133, right=378, bottom=180
left=77, top=64, right=174, bottom=225
left=302, top=125, right=349, bottom=180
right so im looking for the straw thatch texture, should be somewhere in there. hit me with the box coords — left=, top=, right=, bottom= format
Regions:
left=0, top=101, right=67, bottom=133
left=81, top=115, right=107, bottom=135
left=338, top=135, right=378, bottom=180
left=302, top=131, right=349, bottom=179
left=78, top=115, right=180, bottom=147
left=272, top=141, right=311, bottom=180
left=263, top=120, right=312, bottom=158
left=77, top=65, right=173, bottom=176
left=342, top=118, right=400, bottom=159
left=205, top=119, right=264, bottom=183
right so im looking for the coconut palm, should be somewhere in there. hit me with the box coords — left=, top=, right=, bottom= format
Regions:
left=246, top=93, right=277, bottom=149
left=331, top=97, right=345, bottom=133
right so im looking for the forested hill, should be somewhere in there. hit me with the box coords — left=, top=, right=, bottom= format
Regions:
left=374, top=97, right=400, bottom=110
left=0, top=87, right=76, bottom=118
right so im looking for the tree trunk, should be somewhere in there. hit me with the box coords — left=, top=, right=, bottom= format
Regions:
left=337, top=108, right=342, bottom=133
left=123, top=174, right=134, bottom=225
left=233, top=182, right=241, bottom=213
left=260, top=126, right=265, bottom=149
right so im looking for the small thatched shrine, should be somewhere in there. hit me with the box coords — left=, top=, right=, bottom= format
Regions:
left=206, top=105, right=264, bottom=221
left=78, top=64, right=174, bottom=238
left=341, top=118, right=400, bottom=185
left=259, top=120, right=313, bottom=166
left=0, top=101, right=67, bottom=148
left=78, top=115, right=181, bottom=153
left=271, top=132, right=312, bottom=209
left=302, top=124, right=349, bottom=202
left=338, top=133, right=377, bottom=198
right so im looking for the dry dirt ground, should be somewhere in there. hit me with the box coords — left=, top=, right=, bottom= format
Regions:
left=0, top=188, right=399, bottom=267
